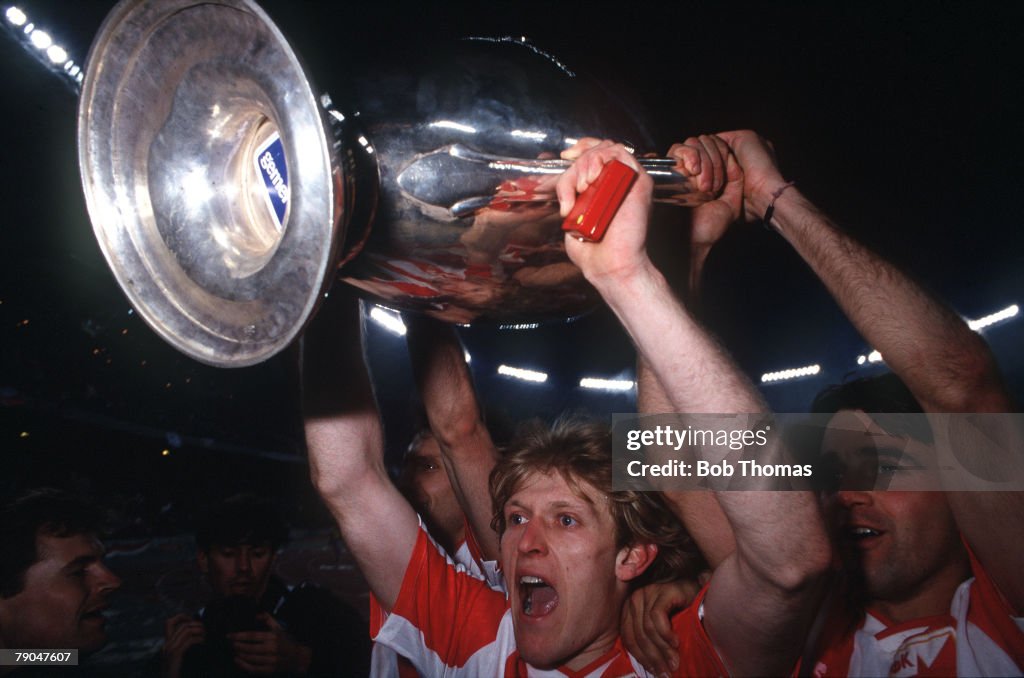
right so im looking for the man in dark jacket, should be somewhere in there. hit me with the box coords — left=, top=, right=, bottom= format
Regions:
left=161, top=494, right=370, bottom=677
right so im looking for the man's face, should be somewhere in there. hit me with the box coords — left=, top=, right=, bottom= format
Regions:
left=400, top=435, right=464, bottom=545
left=820, top=410, right=968, bottom=605
left=0, top=533, right=121, bottom=652
left=199, top=542, right=275, bottom=600
left=499, top=471, right=631, bottom=671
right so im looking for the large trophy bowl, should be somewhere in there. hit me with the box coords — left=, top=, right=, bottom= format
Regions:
left=78, top=0, right=709, bottom=367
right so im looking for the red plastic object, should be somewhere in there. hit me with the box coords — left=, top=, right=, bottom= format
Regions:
left=561, top=160, right=638, bottom=242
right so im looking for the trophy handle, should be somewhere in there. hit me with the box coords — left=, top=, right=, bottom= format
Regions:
left=397, top=144, right=712, bottom=219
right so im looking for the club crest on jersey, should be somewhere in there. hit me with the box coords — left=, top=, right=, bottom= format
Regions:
left=888, top=627, right=953, bottom=676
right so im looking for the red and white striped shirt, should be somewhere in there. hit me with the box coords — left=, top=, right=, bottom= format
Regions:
left=810, top=554, right=1024, bottom=676
left=373, top=522, right=728, bottom=677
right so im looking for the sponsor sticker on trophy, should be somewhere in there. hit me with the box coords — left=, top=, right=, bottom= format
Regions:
left=253, top=131, right=289, bottom=231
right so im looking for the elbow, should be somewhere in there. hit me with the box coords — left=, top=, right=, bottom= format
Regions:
left=747, top=532, right=831, bottom=595
left=433, top=415, right=492, bottom=458
left=770, top=538, right=832, bottom=594
left=436, top=411, right=479, bottom=443
left=307, top=457, right=347, bottom=503
left=929, top=344, right=1012, bottom=413
left=309, top=455, right=387, bottom=519
left=960, top=349, right=1013, bottom=412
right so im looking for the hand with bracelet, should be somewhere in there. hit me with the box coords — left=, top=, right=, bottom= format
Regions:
left=711, top=130, right=802, bottom=230
left=662, top=131, right=791, bottom=297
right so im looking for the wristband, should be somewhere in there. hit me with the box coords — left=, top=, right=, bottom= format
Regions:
left=762, top=181, right=796, bottom=229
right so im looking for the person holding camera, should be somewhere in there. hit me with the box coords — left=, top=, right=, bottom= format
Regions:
left=160, top=494, right=370, bottom=678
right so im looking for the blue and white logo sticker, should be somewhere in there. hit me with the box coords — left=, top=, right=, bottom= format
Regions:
left=253, top=131, right=289, bottom=231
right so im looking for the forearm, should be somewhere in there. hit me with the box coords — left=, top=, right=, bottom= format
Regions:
left=591, top=260, right=765, bottom=415
left=768, top=190, right=1010, bottom=412
left=596, top=260, right=827, bottom=675
left=636, top=356, right=735, bottom=568
left=688, top=244, right=713, bottom=308
left=301, top=299, right=419, bottom=610
left=405, top=317, right=501, bottom=559
left=302, top=298, right=384, bottom=502
left=304, top=404, right=419, bottom=610
left=597, top=263, right=823, bottom=574
left=406, top=317, right=487, bottom=447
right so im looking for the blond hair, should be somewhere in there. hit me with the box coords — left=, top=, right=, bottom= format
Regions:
left=490, top=416, right=704, bottom=585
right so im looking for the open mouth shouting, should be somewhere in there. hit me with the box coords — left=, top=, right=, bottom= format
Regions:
left=520, top=575, right=559, bottom=618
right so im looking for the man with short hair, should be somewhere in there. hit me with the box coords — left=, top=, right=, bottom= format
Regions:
left=160, top=494, right=369, bottom=678
left=809, top=373, right=1021, bottom=675
left=625, top=130, right=1023, bottom=676
left=397, top=429, right=468, bottom=557
left=377, top=414, right=702, bottom=675
left=720, top=129, right=1022, bottom=675
left=194, top=493, right=291, bottom=603
left=0, top=488, right=121, bottom=667
left=373, top=424, right=503, bottom=678
left=403, top=313, right=505, bottom=565
left=488, top=417, right=704, bottom=670
left=303, top=138, right=830, bottom=675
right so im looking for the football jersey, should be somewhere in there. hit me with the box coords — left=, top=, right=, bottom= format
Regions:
left=374, top=522, right=668, bottom=677
left=369, top=520, right=503, bottom=678
left=810, top=554, right=1024, bottom=676
left=668, top=589, right=731, bottom=677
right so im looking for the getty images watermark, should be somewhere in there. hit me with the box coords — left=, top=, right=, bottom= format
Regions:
left=611, top=413, right=1024, bottom=492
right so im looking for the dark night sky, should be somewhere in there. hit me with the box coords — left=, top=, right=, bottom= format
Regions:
left=1, top=1, right=1022, bottom=518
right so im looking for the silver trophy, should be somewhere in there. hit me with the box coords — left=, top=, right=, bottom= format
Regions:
left=78, top=0, right=710, bottom=366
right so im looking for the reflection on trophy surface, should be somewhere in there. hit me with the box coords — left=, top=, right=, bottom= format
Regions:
left=78, top=0, right=710, bottom=367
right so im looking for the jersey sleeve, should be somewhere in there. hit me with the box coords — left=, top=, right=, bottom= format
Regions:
left=963, top=548, right=1024, bottom=666
left=459, top=517, right=505, bottom=592
left=670, top=584, right=732, bottom=677
left=374, top=521, right=509, bottom=670
left=369, top=593, right=386, bottom=637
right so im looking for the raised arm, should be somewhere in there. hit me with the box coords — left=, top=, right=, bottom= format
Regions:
left=719, top=129, right=1023, bottom=612
left=635, top=135, right=743, bottom=570
left=624, top=138, right=740, bottom=675
left=721, top=130, right=1012, bottom=414
left=302, top=292, right=419, bottom=611
left=404, top=315, right=500, bottom=560
left=558, top=140, right=830, bottom=676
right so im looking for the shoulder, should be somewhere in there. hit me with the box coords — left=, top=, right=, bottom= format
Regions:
left=668, top=587, right=730, bottom=676
left=453, top=539, right=505, bottom=592
left=806, top=595, right=864, bottom=678
left=956, top=563, right=1024, bottom=667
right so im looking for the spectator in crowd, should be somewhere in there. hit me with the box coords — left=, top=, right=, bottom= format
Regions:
left=160, top=493, right=370, bottom=677
left=0, top=488, right=121, bottom=671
